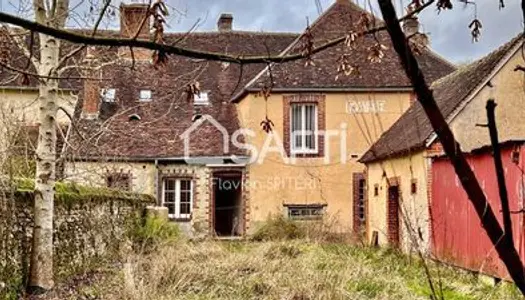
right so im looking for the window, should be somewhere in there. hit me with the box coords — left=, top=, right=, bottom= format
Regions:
left=287, top=205, right=324, bottom=220
left=194, top=92, right=209, bottom=105
left=162, top=178, right=193, bottom=219
left=374, top=184, right=379, bottom=196
left=356, top=178, right=366, bottom=223
left=106, top=172, right=131, bottom=191
left=139, top=89, right=152, bottom=102
left=411, top=179, right=417, bottom=194
left=101, top=88, right=116, bottom=102
left=290, top=103, right=318, bottom=154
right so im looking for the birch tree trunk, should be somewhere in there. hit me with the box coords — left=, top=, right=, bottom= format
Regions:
left=28, top=0, right=68, bottom=293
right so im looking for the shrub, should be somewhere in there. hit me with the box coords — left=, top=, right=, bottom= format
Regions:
left=130, top=215, right=180, bottom=251
left=251, top=214, right=355, bottom=243
left=251, top=215, right=305, bottom=241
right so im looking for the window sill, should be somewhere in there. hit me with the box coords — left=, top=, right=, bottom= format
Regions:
left=168, top=217, right=191, bottom=222
left=289, top=152, right=322, bottom=158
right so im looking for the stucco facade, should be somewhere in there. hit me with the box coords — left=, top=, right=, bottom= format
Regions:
left=236, top=91, right=413, bottom=233
left=365, top=151, right=431, bottom=252
left=448, top=50, right=525, bottom=151
left=364, top=40, right=525, bottom=252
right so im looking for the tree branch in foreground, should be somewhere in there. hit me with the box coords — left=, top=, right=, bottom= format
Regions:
left=378, top=0, right=525, bottom=294
left=486, top=99, right=514, bottom=247
left=0, top=1, right=433, bottom=64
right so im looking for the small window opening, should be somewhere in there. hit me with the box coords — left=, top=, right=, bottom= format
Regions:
left=194, top=92, right=209, bottom=105
left=128, top=114, right=141, bottom=121
left=411, top=179, right=417, bottom=194
left=374, top=184, right=379, bottom=196
left=101, top=88, right=116, bottom=102
left=512, top=148, right=520, bottom=164
left=139, top=89, right=152, bottom=102
left=286, top=204, right=325, bottom=220
left=106, top=172, right=131, bottom=191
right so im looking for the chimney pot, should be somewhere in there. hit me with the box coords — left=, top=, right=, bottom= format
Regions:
left=403, top=16, right=419, bottom=37
left=218, top=13, right=233, bottom=32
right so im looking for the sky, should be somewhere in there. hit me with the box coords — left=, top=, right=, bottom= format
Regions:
left=1, top=0, right=523, bottom=63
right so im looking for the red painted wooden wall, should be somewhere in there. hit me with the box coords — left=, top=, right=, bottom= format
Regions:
left=431, top=144, right=525, bottom=279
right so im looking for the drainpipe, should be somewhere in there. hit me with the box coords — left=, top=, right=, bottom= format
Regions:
left=154, top=159, right=159, bottom=205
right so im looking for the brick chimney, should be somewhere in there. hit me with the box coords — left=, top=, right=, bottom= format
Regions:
left=82, top=69, right=101, bottom=119
left=120, top=3, right=150, bottom=38
left=217, top=13, right=233, bottom=32
left=119, top=3, right=152, bottom=61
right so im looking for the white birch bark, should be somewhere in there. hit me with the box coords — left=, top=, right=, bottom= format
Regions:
left=28, top=0, right=68, bottom=292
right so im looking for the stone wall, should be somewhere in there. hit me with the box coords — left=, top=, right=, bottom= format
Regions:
left=0, top=185, right=153, bottom=292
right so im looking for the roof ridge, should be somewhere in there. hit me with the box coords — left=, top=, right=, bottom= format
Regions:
left=361, top=33, right=524, bottom=163
left=232, top=0, right=362, bottom=97
left=431, top=32, right=523, bottom=88
left=164, top=31, right=300, bottom=36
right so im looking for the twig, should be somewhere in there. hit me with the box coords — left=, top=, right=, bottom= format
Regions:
left=0, top=60, right=107, bottom=81
left=0, top=1, right=434, bottom=64
left=378, top=0, right=525, bottom=294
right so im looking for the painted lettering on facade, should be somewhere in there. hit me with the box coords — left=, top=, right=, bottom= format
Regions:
left=346, top=100, right=386, bottom=114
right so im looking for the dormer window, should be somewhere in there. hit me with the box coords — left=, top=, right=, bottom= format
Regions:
left=101, top=88, right=116, bottom=102
left=128, top=114, right=141, bottom=121
left=194, top=92, right=209, bottom=105
left=139, top=89, right=152, bottom=102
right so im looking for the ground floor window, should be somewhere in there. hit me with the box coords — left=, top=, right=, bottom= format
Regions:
left=286, top=204, right=325, bottom=220
left=162, top=178, right=193, bottom=219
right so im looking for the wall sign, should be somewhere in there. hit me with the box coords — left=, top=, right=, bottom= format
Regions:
left=346, top=100, right=386, bottom=114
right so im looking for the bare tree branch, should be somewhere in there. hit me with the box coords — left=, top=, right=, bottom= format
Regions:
left=0, top=1, right=433, bottom=64
left=486, top=99, right=514, bottom=246
left=378, top=0, right=525, bottom=294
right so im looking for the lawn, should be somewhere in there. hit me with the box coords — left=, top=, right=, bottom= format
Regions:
left=49, top=239, right=521, bottom=300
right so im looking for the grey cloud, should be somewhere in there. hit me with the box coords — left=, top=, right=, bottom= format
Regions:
left=170, top=0, right=522, bottom=63
left=0, top=0, right=522, bottom=63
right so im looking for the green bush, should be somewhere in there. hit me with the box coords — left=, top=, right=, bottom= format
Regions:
left=130, top=215, right=180, bottom=251
left=251, top=215, right=305, bottom=241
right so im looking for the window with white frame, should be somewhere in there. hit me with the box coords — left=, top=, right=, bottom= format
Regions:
left=290, top=103, right=318, bottom=153
left=194, top=91, right=209, bottom=105
left=162, top=178, right=193, bottom=219
left=100, top=88, right=116, bottom=102
left=139, top=89, right=152, bottom=102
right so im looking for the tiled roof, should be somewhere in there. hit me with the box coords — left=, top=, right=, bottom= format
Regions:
left=1, top=0, right=456, bottom=160
left=359, top=34, right=523, bottom=163
left=70, top=31, right=297, bottom=159
left=242, top=0, right=455, bottom=92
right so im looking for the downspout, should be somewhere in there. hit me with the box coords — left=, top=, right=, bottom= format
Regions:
left=154, top=159, right=159, bottom=205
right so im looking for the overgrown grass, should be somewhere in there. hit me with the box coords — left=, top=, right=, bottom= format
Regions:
left=130, top=215, right=182, bottom=252
left=251, top=214, right=354, bottom=243
left=49, top=240, right=521, bottom=300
